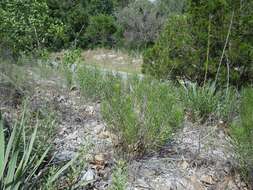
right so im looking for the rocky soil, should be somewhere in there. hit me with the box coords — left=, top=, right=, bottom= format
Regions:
left=0, top=66, right=249, bottom=190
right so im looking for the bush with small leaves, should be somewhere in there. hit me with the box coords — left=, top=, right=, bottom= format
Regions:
left=85, top=14, right=121, bottom=48
left=231, top=88, right=253, bottom=187
left=102, top=76, right=183, bottom=157
left=0, top=0, right=65, bottom=56
left=142, top=15, right=198, bottom=80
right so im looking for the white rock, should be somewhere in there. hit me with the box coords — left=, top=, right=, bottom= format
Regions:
left=81, top=169, right=95, bottom=182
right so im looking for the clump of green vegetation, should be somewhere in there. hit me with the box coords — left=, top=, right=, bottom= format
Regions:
left=216, top=87, right=239, bottom=123
left=0, top=0, right=64, bottom=56
left=77, top=66, right=122, bottom=101
left=0, top=112, right=48, bottom=190
left=85, top=14, right=121, bottom=48
left=101, top=76, right=183, bottom=157
left=109, top=160, right=128, bottom=190
left=231, top=88, right=253, bottom=187
left=0, top=107, right=73, bottom=190
left=76, top=66, right=183, bottom=157
left=180, top=82, right=239, bottom=123
left=180, top=83, right=220, bottom=121
left=60, top=49, right=81, bottom=88
left=142, top=15, right=196, bottom=80
left=143, top=0, right=253, bottom=86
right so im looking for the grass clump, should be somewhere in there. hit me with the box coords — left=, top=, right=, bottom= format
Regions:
left=102, top=77, right=184, bottom=157
left=180, top=82, right=238, bottom=123
left=77, top=66, right=122, bottom=101
left=231, top=88, right=253, bottom=187
left=0, top=112, right=49, bottom=190
left=76, top=65, right=183, bottom=158
left=180, top=83, right=220, bottom=122
left=109, top=160, right=128, bottom=190
left=0, top=104, right=74, bottom=189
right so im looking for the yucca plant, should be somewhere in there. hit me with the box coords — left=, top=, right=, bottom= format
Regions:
left=0, top=113, right=49, bottom=189
left=180, top=82, right=220, bottom=121
left=0, top=112, right=74, bottom=189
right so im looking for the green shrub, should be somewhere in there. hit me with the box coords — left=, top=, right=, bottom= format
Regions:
left=0, top=104, right=75, bottom=189
left=231, top=88, right=253, bottom=187
left=0, top=0, right=65, bottom=56
left=143, top=0, right=253, bottom=86
left=102, top=76, right=184, bottom=157
left=180, top=82, right=220, bottom=122
left=46, top=0, right=117, bottom=48
left=216, top=87, right=239, bottom=123
left=142, top=15, right=198, bottom=80
left=85, top=14, right=120, bottom=48
left=76, top=65, right=183, bottom=157
left=116, top=0, right=164, bottom=48
left=109, top=160, right=128, bottom=190
left=180, top=81, right=239, bottom=123
left=60, top=49, right=81, bottom=88
left=188, top=0, right=253, bottom=86
left=77, top=66, right=122, bottom=101
left=0, top=117, right=47, bottom=190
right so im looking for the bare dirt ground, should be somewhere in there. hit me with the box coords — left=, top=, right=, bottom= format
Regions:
left=0, top=64, right=249, bottom=190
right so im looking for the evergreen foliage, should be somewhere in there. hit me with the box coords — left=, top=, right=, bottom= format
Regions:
left=0, top=0, right=64, bottom=56
left=143, top=0, right=253, bottom=86
left=231, top=88, right=253, bottom=186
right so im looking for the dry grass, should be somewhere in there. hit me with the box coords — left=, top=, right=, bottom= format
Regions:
left=81, top=48, right=142, bottom=74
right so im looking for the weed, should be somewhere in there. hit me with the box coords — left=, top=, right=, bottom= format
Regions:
left=180, top=82, right=220, bottom=122
left=231, top=88, right=253, bottom=187
left=102, top=76, right=183, bottom=157
left=109, top=160, right=128, bottom=190
left=76, top=65, right=183, bottom=158
left=77, top=66, right=122, bottom=101
left=216, top=87, right=239, bottom=123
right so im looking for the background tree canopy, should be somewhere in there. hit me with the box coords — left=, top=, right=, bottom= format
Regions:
left=143, top=0, right=253, bottom=86
left=0, top=0, right=252, bottom=86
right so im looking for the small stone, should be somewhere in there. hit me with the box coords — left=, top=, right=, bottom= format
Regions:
left=181, top=160, right=189, bottom=170
left=99, top=131, right=111, bottom=139
left=200, top=175, right=214, bottom=185
left=136, top=178, right=150, bottom=188
left=86, top=106, right=95, bottom=115
left=94, top=124, right=104, bottom=134
left=81, top=169, right=95, bottom=182
left=57, top=95, right=66, bottom=103
left=190, top=176, right=204, bottom=190
left=54, top=150, right=76, bottom=161
left=74, top=117, right=82, bottom=123
left=94, top=153, right=105, bottom=165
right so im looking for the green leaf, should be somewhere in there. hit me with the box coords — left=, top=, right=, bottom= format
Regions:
left=0, top=119, right=5, bottom=180
left=5, top=150, right=19, bottom=190
left=23, top=123, right=38, bottom=168
left=0, top=122, right=17, bottom=179
left=47, top=154, right=78, bottom=185
left=26, top=147, right=50, bottom=182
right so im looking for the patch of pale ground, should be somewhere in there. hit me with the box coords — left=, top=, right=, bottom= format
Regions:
left=52, top=48, right=142, bottom=74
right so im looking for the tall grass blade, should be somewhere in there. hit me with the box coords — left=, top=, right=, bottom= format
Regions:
left=23, top=123, right=38, bottom=167
left=47, top=154, right=78, bottom=185
left=0, top=123, right=17, bottom=179
left=0, top=119, right=5, bottom=179
left=5, top=151, right=18, bottom=190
